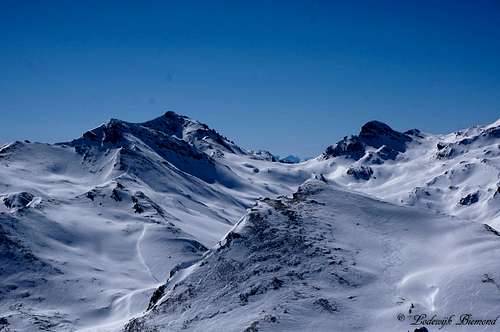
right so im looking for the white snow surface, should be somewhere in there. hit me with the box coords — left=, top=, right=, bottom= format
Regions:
left=129, top=180, right=500, bottom=332
left=309, top=120, right=500, bottom=227
left=0, top=112, right=498, bottom=331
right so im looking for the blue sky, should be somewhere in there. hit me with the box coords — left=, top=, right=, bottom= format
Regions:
left=1, top=1, right=499, bottom=157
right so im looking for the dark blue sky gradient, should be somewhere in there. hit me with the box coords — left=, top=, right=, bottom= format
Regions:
left=1, top=1, right=499, bottom=156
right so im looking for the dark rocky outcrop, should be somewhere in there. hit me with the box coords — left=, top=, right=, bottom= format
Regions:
left=346, top=166, right=374, bottom=180
left=364, top=145, right=400, bottom=164
left=324, top=121, right=414, bottom=161
left=405, top=128, right=424, bottom=138
left=2, top=192, right=35, bottom=209
left=325, top=136, right=366, bottom=160
left=359, top=121, right=411, bottom=152
left=147, top=285, right=166, bottom=310
left=375, top=145, right=400, bottom=161
left=436, top=143, right=457, bottom=159
left=459, top=191, right=480, bottom=206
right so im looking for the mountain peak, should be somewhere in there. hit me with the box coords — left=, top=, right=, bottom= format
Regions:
left=359, top=120, right=412, bottom=152
left=163, top=110, right=186, bottom=119
left=360, top=120, right=394, bottom=135
left=324, top=120, right=414, bottom=161
left=140, top=111, right=190, bottom=139
left=63, top=112, right=246, bottom=161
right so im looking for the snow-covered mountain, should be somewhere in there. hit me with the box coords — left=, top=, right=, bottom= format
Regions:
left=0, top=112, right=498, bottom=331
left=308, top=119, right=500, bottom=227
left=0, top=112, right=307, bottom=331
left=128, top=180, right=500, bottom=332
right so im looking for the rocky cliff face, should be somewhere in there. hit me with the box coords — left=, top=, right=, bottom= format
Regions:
left=323, top=120, right=415, bottom=162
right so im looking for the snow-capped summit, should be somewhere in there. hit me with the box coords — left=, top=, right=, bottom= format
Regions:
left=59, top=111, right=280, bottom=191
left=141, top=111, right=246, bottom=155
left=67, top=111, right=246, bottom=160
left=0, top=113, right=499, bottom=331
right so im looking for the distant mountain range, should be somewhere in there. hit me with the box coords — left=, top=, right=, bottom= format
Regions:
left=0, top=112, right=499, bottom=331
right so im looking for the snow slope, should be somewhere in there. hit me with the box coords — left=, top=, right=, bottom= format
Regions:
left=0, top=113, right=307, bottom=331
left=303, top=119, right=500, bottom=227
left=127, top=180, right=500, bottom=332
left=0, top=112, right=498, bottom=331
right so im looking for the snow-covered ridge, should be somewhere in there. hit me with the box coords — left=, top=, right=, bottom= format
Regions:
left=0, top=112, right=307, bottom=331
left=128, top=180, right=500, bottom=332
left=311, top=118, right=500, bottom=227
left=0, top=112, right=498, bottom=331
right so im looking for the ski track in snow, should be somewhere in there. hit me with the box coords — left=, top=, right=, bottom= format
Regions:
left=136, top=223, right=160, bottom=283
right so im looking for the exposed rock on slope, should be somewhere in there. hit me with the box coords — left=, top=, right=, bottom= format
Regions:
left=62, top=114, right=231, bottom=185
left=126, top=181, right=500, bottom=332
left=358, top=120, right=412, bottom=152
left=318, top=118, right=500, bottom=227
left=141, top=111, right=246, bottom=155
left=0, top=112, right=307, bottom=331
left=346, top=165, right=374, bottom=180
left=323, top=120, right=414, bottom=161
left=2, top=192, right=38, bottom=209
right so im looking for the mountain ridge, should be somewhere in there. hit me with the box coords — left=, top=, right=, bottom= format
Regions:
left=127, top=180, right=500, bottom=332
left=0, top=113, right=499, bottom=331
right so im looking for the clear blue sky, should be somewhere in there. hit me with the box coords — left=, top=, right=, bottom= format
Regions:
left=1, top=1, right=499, bottom=157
